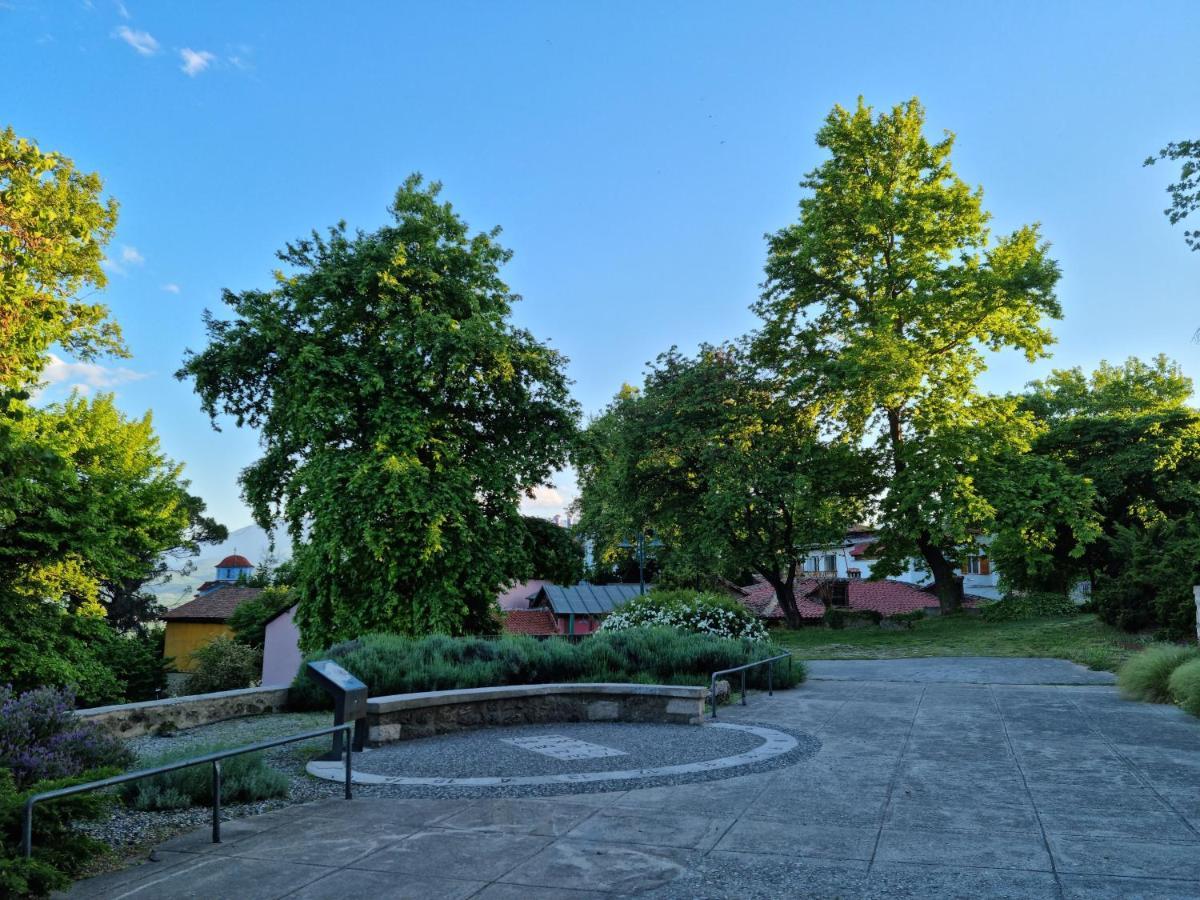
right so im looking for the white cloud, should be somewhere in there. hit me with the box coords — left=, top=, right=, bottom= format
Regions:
left=101, top=257, right=125, bottom=275
left=115, top=0, right=130, bottom=19
left=113, top=25, right=158, bottom=56
left=37, top=353, right=147, bottom=398
left=162, top=283, right=181, bottom=294
left=180, top=48, right=215, bottom=76
left=120, top=245, right=144, bottom=265
left=521, top=484, right=567, bottom=516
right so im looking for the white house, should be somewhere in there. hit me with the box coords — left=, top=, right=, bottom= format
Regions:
left=799, top=526, right=1001, bottom=600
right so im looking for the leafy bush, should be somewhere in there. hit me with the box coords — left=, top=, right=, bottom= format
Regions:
left=823, top=608, right=882, bottom=629
left=1117, top=645, right=1200, bottom=703
left=0, top=686, right=131, bottom=898
left=186, top=637, right=261, bottom=695
left=122, top=744, right=288, bottom=811
left=0, top=685, right=132, bottom=790
left=1093, top=517, right=1200, bottom=638
left=289, top=628, right=803, bottom=710
left=1168, top=658, right=1200, bottom=717
left=601, top=590, right=768, bottom=641
left=982, top=591, right=1078, bottom=623
left=229, top=587, right=296, bottom=648
left=1, top=768, right=120, bottom=898
left=96, top=629, right=171, bottom=702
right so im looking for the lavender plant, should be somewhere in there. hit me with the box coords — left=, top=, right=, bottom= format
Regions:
left=0, top=685, right=132, bottom=790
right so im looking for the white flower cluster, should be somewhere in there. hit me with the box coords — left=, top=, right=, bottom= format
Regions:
left=602, top=598, right=769, bottom=642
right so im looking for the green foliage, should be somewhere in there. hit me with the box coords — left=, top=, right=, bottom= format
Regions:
left=96, top=629, right=171, bottom=702
left=122, top=745, right=287, bottom=811
left=823, top=607, right=883, bottom=630
left=0, top=125, right=122, bottom=390
left=981, top=592, right=1078, bottom=623
left=1168, top=658, right=1200, bottom=717
left=178, top=176, right=578, bottom=648
left=602, top=590, right=769, bottom=641
left=575, top=344, right=874, bottom=627
left=1117, top=645, right=1200, bottom=703
left=186, top=637, right=261, bottom=694
left=1093, top=516, right=1200, bottom=638
left=229, top=587, right=296, bottom=648
left=751, top=98, right=1065, bottom=612
left=521, top=515, right=584, bottom=584
left=0, top=768, right=119, bottom=899
left=1145, top=139, right=1200, bottom=252
left=994, top=356, right=1200, bottom=608
left=289, top=628, right=803, bottom=711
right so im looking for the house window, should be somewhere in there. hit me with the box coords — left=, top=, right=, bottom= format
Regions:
left=965, top=555, right=990, bottom=575
left=806, top=555, right=837, bottom=573
left=847, top=568, right=862, bottom=580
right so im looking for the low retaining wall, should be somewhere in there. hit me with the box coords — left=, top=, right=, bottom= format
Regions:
left=367, top=683, right=706, bottom=745
left=76, top=685, right=291, bottom=738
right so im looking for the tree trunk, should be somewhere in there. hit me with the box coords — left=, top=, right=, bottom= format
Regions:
left=765, top=566, right=802, bottom=629
left=918, top=533, right=962, bottom=614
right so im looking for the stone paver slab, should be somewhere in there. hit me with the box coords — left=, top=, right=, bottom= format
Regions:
left=1048, top=834, right=1200, bottom=879
left=875, top=826, right=1054, bottom=871
left=439, top=798, right=598, bottom=836
left=566, top=808, right=732, bottom=849
left=351, top=830, right=549, bottom=881
left=715, top=818, right=876, bottom=860
left=286, top=868, right=486, bottom=899
left=807, top=657, right=1114, bottom=684
left=498, top=839, right=697, bottom=894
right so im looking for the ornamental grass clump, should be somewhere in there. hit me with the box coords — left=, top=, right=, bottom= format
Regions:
left=1167, top=658, right=1200, bottom=717
left=600, top=590, right=769, bottom=642
left=1117, top=645, right=1200, bottom=703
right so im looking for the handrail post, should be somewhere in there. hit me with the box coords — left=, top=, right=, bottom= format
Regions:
left=768, top=659, right=774, bottom=696
left=344, top=739, right=353, bottom=800
left=740, top=670, right=747, bottom=706
left=212, top=760, right=222, bottom=844
left=710, top=673, right=718, bottom=720
left=22, top=797, right=33, bottom=859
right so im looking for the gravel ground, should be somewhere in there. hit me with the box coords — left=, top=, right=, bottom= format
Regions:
left=330, top=720, right=819, bottom=799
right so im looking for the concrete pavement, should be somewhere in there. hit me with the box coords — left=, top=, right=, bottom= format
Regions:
left=69, top=658, right=1200, bottom=898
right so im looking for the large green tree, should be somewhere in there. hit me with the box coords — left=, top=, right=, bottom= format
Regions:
left=576, top=345, right=874, bottom=627
left=0, top=126, right=122, bottom=390
left=0, top=126, right=221, bottom=700
left=753, top=98, right=1065, bottom=612
left=179, top=177, right=579, bottom=649
left=521, top=515, right=584, bottom=585
left=993, top=356, right=1200, bottom=634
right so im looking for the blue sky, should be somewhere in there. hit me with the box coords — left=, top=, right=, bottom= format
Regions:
left=3, top=1, right=1198, bottom=531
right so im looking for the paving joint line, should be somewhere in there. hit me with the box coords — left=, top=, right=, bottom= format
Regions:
left=986, top=683, right=1066, bottom=900
left=865, top=684, right=927, bottom=875
left=1061, top=690, right=1200, bottom=841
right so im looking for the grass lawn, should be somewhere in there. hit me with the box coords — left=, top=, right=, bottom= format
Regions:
left=771, top=613, right=1147, bottom=673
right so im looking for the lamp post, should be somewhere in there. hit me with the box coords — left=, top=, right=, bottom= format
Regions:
left=618, top=531, right=663, bottom=595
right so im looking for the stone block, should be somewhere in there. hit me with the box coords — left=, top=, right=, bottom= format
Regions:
left=587, top=701, right=620, bottom=721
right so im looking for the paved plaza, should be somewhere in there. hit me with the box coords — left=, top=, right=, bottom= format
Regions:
left=69, top=658, right=1200, bottom=899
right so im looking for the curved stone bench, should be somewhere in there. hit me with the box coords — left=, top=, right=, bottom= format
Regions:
left=366, top=683, right=706, bottom=745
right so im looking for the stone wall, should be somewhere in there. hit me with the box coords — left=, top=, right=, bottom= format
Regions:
left=76, top=685, right=291, bottom=738
left=366, top=683, right=705, bottom=745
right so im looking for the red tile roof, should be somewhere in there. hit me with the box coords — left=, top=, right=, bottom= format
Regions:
left=848, top=541, right=876, bottom=559
left=160, top=585, right=264, bottom=623
left=736, top=577, right=980, bottom=620
left=217, top=554, right=254, bottom=569
left=503, top=608, right=559, bottom=636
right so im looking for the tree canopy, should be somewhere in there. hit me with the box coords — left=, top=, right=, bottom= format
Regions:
left=521, top=515, right=584, bottom=585
left=0, top=126, right=123, bottom=391
left=179, top=176, right=579, bottom=649
left=752, top=98, right=1065, bottom=611
left=575, top=344, right=875, bottom=626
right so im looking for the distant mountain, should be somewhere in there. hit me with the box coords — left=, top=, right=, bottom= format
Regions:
left=148, top=524, right=293, bottom=608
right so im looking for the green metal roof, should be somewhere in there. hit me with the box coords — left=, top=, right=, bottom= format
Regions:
left=536, top=583, right=641, bottom=616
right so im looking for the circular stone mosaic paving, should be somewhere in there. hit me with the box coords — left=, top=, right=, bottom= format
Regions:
left=306, top=721, right=819, bottom=798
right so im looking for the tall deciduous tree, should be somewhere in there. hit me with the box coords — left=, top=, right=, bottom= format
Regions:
left=521, top=515, right=584, bottom=585
left=576, top=345, right=874, bottom=627
left=753, top=98, right=1063, bottom=611
left=179, top=176, right=579, bottom=649
left=0, top=126, right=123, bottom=390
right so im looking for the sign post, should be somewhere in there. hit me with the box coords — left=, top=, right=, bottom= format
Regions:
left=306, top=660, right=368, bottom=761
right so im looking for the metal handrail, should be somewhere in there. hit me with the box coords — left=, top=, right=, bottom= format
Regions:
left=22, top=722, right=353, bottom=859
left=709, top=652, right=792, bottom=719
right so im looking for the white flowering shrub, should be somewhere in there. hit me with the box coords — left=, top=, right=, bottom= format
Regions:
left=601, top=590, right=769, bottom=642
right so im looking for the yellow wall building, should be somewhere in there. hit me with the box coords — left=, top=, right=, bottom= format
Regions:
left=161, top=555, right=260, bottom=672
